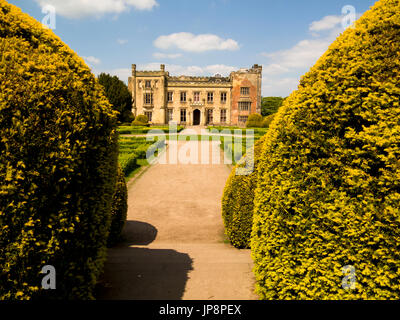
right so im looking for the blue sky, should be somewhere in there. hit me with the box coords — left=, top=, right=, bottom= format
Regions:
left=9, top=0, right=376, bottom=96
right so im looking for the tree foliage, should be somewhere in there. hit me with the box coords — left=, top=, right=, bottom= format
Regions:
left=222, top=137, right=266, bottom=248
left=261, top=97, right=284, bottom=116
left=107, top=165, right=128, bottom=247
left=98, top=73, right=133, bottom=123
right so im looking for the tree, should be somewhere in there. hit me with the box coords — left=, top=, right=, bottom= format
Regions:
left=261, top=97, right=284, bottom=116
left=98, top=73, right=133, bottom=123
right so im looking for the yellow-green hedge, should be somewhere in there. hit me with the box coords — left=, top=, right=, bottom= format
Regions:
left=0, top=0, right=118, bottom=299
left=107, top=165, right=128, bottom=247
left=222, top=137, right=266, bottom=248
left=262, top=114, right=275, bottom=128
left=246, top=114, right=263, bottom=128
left=251, top=0, right=400, bottom=300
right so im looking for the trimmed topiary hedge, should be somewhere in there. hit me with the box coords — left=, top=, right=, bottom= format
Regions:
left=261, top=114, right=275, bottom=128
left=131, top=120, right=149, bottom=127
left=222, top=137, right=266, bottom=249
left=0, top=1, right=118, bottom=299
left=251, top=0, right=400, bottom=300
left=246, top=114, right=263, bottom=128
left=107, top=165, right=128, bottom=247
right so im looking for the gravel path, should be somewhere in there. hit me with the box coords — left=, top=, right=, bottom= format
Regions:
left=98, top=127, right=258, bottom=300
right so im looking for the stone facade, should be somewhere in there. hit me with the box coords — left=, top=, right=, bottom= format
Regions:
left=128, top=64, right=262, bottom=126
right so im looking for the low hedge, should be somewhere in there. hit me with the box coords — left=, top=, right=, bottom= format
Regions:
left=119, top=152, right=139, bottom=176
left=0, top=0, right=118, bottom=299
left=132, top=120, right=149, bottom=127
left=222, top=137, right=266, bottom=248
left=119, top=138, right=166, bottom=176
left=251, top=0, right=400, bottom=300
left=118, top=126, right=184, bottom=135
left=107, top=165, right=128, bottom=247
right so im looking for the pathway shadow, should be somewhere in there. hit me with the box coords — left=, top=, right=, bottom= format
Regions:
left=97, top=220, right=192, bottom=300
left=122, top=220, right=158, bottom=246
left=97, top=247, right=193, bottom=300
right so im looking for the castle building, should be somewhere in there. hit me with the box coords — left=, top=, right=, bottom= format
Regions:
left=128, top=64, right=262, bottom=126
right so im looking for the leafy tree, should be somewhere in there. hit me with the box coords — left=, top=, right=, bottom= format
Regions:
left=261, top=97, right=285, bottom=116
left=98, top=73, right=133, bottom=123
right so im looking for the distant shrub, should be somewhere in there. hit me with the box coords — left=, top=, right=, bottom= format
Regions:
left=108, top=165, right=128, bottom=247
left=135, top=114, right=148, bottom=123
left=222, top=137, right=266, bottom=248
left=122, top=110, right=135, bottom=123
left=0, top=1, right=118, bottom=299
left=252, top=0, right=400, bottom=300
left=132, top=121, right=149, bottom=127
left=246, top=114, right=263, bottom=128
left=261, top=114, right=275, bottom=128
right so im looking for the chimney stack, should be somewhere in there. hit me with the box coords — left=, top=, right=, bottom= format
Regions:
left=160, top=64, right=165, bottom=72
left=132, top=64, right=136, bottom=75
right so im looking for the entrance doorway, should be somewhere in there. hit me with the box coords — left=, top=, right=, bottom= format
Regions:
left=193, top=109, right=201, bottom=125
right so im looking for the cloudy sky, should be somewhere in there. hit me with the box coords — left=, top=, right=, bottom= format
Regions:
left=10, top=0, right=376, bottom=97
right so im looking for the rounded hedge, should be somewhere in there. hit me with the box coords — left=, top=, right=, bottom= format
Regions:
left=135, top=114, right=148, bottom=123
left=107, top=165, right=128, bottom=247
left=222, top=137, right=266, bottom=249
left=251, top=0, right=400, bottom=300
left=246, top=114, right=263, bottom=128
left=0, top=1, right=118, bottom=299
left=262, top=114, right=275, bottom=128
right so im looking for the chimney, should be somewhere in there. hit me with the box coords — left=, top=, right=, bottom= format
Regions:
left=160, top=64, right=165, bottom=72
left=253, top=64, right=262, bottom=73
left=132, top=64, right=136, bottom=75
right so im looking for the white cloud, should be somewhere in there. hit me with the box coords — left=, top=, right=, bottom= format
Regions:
left=152, top=52, right=183, bottom=59
left=260, top=13, right=356, bottom=96
left=117, top=39, right=129, bottom=45
left=34, top=0, right=158, bottom=19
left=262, top=63, right=289, bottom=75
left=126, top=0, right=158, bottom=10
left=83, top=56, right=101, bottom=65
left=262, top=38, right=331, bottom=71
left=262, top=77, right=299, bottom=97
left=153, top=32, right=240, bottom=52
left=309, top=15, right=342, bottom=32
left=203, top=64, right=237, bottom=75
